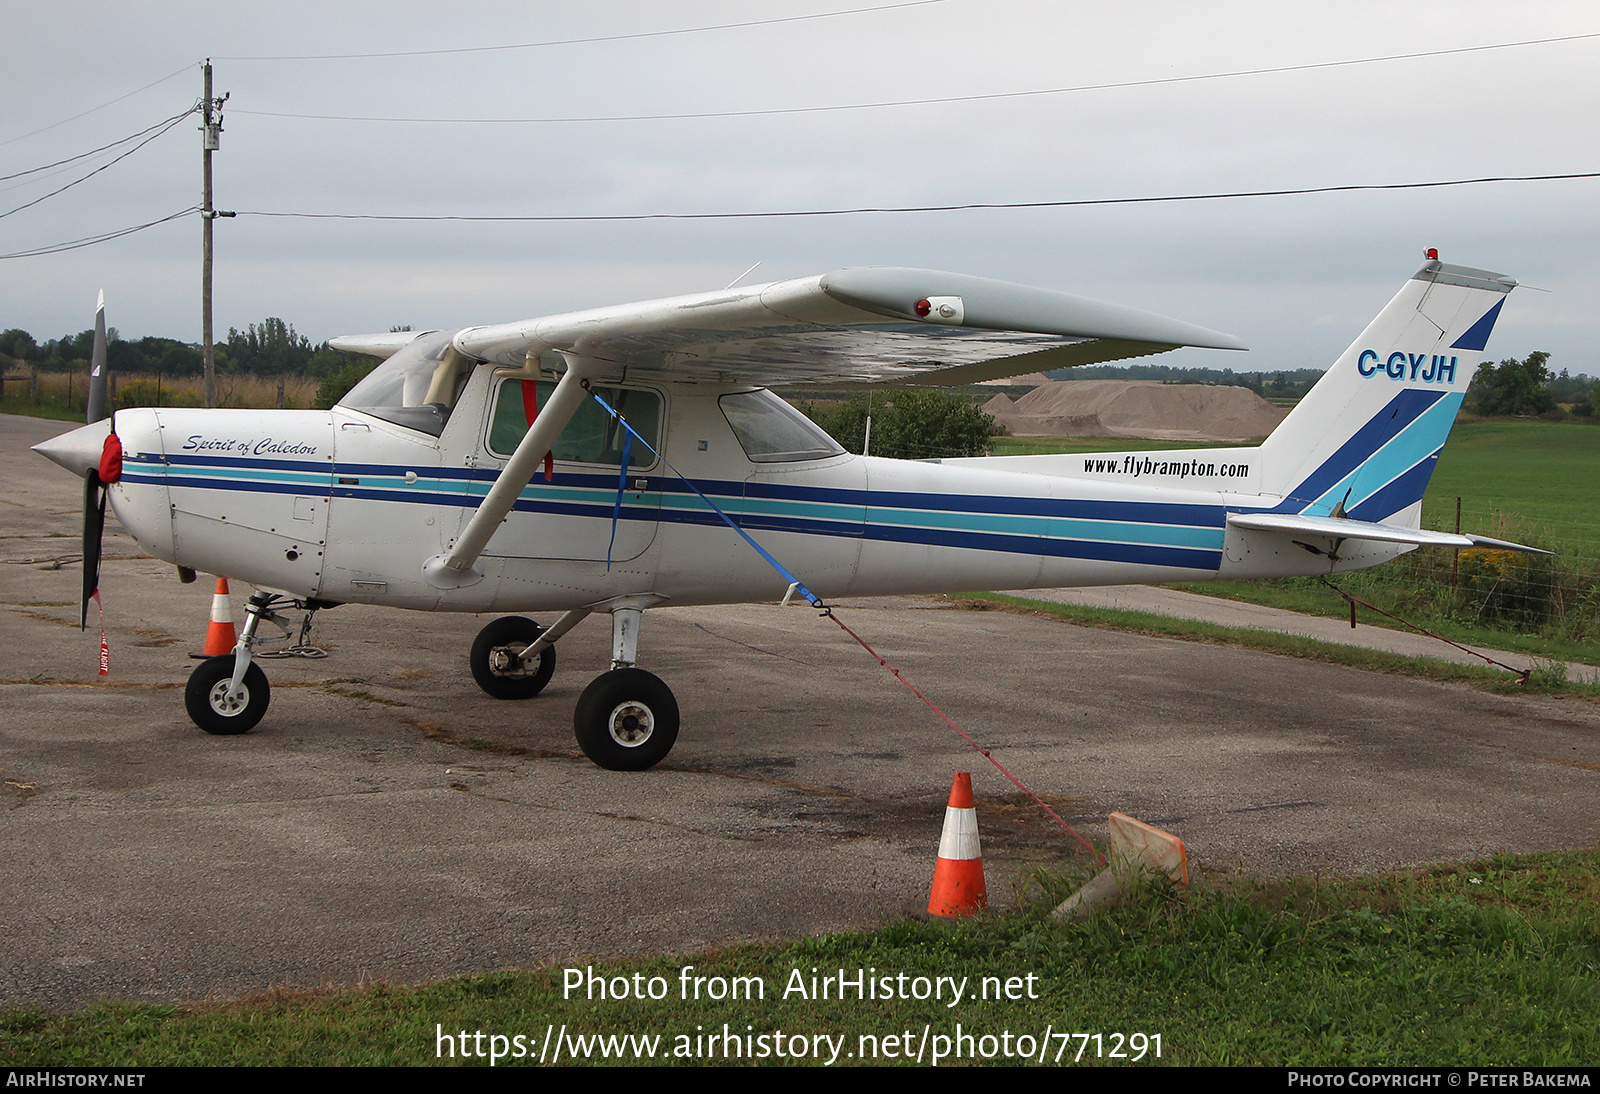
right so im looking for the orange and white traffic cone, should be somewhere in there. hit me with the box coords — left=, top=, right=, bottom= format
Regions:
left=202, top=577, right=237, bottom=656
left=928, top=771, right=986, bottom=917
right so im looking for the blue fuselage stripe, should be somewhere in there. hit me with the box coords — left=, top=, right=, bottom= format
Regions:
left=1268, top=389, right=1444, bottom=512
left=129, top=453, right=1226, bottom=572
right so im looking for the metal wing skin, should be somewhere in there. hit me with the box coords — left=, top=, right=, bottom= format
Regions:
left=326, top=330, right=427, bottom=360
left=441, top=267, right=1246, bottom=384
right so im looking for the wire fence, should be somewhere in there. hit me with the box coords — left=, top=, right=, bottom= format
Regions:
left=1327, top=500, right=1600, bottom=644
left=0, top=369, right=320, bottom=414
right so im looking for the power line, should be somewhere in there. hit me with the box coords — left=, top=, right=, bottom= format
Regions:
left=0, top=206, right=198, bottom=260
left=230, top=29, right=1600, bottom=126
left=0, top=65, right=193, bottom=148
left=217, top=0, right=947, bottom=61
left=236, top=170, right=1600, bottom=224
left=0, top=108, right=198, bottom=184
left=0, top=111, right=194, bottom=222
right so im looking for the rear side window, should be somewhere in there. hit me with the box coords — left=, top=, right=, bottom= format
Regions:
left=719, top=389, right=845, bottom=463
left=488, top=379, right=659, bottom=467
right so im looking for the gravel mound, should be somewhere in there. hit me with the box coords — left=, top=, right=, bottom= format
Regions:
left=985, top=380, right=1285, bottom=442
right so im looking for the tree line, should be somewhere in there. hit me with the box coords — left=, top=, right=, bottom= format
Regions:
left=0, top=318, right=358, bottom=381
left=1045, top=363, right=1330, bottom=400
left=1467, top=352, right=1598, bottom=418
left=3, top=316, right=1593, bottom=422
left=1060, top=357, right=1598, bottom=418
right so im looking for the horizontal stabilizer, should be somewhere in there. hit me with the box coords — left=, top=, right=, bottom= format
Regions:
left=1463, top=533, right=1553, bottom=556
left=1227, top=512, right=1549, bottom=554
left=328, top=330, right=428, bottom=360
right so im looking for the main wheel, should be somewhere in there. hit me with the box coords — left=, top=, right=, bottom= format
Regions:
left=470, top=616, right=556, bottom=700
left=573, top=668, right=679, bottom=771
left=185, top=654, right=270, bottom=735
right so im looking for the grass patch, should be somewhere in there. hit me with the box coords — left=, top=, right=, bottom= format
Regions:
left=1428, top=420, right=1600, bottom=536
left=5, top=849, right=1597, bottom=1066
left=954, top=593, right=1600, bottom=698
left=1164, top=579, right=1600, bottom=668
left=322, top=685, right=409, bottom=708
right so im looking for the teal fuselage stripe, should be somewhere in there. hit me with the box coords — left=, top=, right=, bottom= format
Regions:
left=126, top=453, right=1224, bottom=562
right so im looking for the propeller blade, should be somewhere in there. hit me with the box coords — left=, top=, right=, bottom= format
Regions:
left=81, top=469, right=106, bottom=630
left=79, top=293, right=116, bottom=630
left=86, top=290, right=108, bottom=424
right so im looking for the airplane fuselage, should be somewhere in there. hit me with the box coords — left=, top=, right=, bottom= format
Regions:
left=104, top=363, right=1399, bottom=615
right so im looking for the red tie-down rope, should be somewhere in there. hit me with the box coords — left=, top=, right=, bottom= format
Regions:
left=1319, top=576, right=1532, bottom=682
left=585, top=390, right=1103, bottom=864
left=821, top=606, right=1103, bottom=864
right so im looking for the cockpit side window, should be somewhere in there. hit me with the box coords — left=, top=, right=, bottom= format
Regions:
left=488, top=378, right=660, bottom=467
left=719, top=389, right=846, bottom=463
left=336, top=330, right=471, bottom=437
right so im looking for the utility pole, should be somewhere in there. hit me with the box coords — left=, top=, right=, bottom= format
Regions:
left=200, top=60, right=233, bottom=409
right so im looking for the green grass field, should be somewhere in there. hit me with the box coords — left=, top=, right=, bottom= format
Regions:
left=6, top=849, right=1596, bottom=1066
left=1424, top=420, right=1600, bottom=548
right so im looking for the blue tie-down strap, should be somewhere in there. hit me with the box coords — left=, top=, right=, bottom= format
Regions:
left=606, top=428, right=633, bottom=570
left=588, top=388, right=822, bottom=607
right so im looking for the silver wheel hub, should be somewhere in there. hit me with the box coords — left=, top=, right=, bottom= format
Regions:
left=208, top=680, right=247, bottom=716
left=489, top=647, right=522, bottom=675
left=607, top=701, right=654, bottom=747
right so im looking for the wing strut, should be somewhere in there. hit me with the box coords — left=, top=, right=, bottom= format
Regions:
left=422, top=352, right=594, bottom=589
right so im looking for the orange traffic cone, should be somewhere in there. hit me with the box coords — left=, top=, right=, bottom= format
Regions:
left=203, top=577, right=237, bottom=656
left=928, top=772, right=986, bottom=917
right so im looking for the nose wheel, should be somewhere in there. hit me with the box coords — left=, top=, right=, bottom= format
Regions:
left=185, top=654, right=270, bottom=735
left=573, top=668, right=679, bottom=771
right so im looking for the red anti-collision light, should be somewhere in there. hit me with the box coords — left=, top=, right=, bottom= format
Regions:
left=914, top=298, right=932, bottom=317
left=1425, top=247, right=1439, bottom=260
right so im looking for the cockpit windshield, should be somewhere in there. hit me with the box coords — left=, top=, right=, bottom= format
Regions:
left=337, top=330, right=471, bottom=436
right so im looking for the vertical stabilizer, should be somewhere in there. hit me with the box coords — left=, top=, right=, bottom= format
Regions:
left=1255, top=260, right=1515, bottom=525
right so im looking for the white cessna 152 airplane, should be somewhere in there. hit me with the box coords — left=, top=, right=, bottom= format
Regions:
left=34, top=255, right=1531, bottom=770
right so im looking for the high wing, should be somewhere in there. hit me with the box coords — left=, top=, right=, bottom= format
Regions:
left=437, top=267, right=1246, bottom=385
left=330, top=266, right=1247, bottom=591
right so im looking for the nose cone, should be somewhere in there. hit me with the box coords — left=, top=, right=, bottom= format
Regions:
left=32, top=419, right=112, bottom=478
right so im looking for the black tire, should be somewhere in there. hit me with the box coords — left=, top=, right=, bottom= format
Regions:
left=573, top=668, right=679, bottom=771
left=470, top=616, right=556, bottom=700
left=185, top=654, right=270, bottom=735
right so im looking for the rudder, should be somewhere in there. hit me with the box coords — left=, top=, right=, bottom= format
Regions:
left=1255, top=258, right=1516, bottom=524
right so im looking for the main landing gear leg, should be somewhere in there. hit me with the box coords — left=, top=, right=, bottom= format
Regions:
left=573, top=605, right=678, bottom=771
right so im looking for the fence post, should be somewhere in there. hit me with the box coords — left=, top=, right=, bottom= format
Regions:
left=1452, top=496, right=1461, bottom=590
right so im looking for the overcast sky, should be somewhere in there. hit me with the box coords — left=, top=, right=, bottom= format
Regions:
left=4, top=1, right=1599, bottom=377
